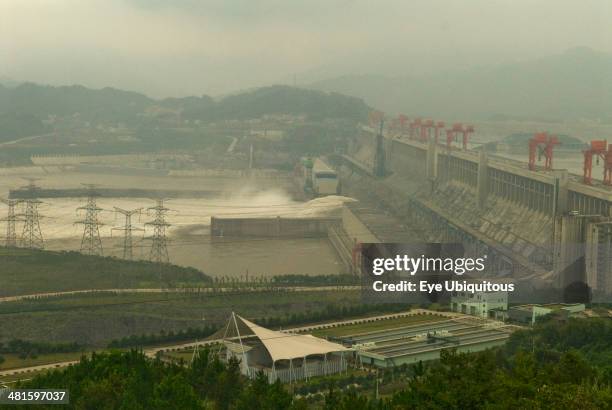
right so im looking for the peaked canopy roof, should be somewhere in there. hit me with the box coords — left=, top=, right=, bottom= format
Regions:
left=236, top=315, right=350, bottom=362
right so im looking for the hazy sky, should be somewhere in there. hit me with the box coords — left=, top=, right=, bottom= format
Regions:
left=1, top=0, right=611, bottom=98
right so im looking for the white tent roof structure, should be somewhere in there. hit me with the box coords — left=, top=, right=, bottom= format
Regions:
left=236, top=315, right=350, bottom=362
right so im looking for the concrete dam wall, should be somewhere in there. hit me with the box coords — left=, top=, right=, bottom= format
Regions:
left=210, top=216, right=340, bottom=238
left=341, top=129, right=612, bottom=290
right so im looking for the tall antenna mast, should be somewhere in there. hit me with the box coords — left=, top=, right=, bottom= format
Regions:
left=76, top=184, right=104, bottom=256
left=19, top=178, right=44, bottom=249
left=112, top=207, right=143, bottom=260
left=145, top=199, right=170, bottom=264
left=0, top=198, right=22, bottom=247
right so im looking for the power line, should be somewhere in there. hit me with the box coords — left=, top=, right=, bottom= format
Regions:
left=112, top=207, right=143, bottom=260
left=0, top=198, right=22, bottom=247
left=75, top=184, right=104, bottom=256
left=145, top=199, right=171, bottom=264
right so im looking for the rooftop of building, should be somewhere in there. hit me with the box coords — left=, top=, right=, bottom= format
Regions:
left=510, top=303, right=585, bottom=312
left=348, top=317, right=514, bottom=360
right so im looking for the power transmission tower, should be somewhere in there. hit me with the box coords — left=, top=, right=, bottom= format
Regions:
left=0, top=198, right=22, bottom=247
left=145, top=199, right=170, bottom=264
left=76, top=184, right=104, bottom=256
left=19, top=178, right=44, bottom=249
left=112, top=207, right=143, bottom=260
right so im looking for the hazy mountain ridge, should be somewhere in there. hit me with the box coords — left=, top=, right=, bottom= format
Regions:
left=0, top=83, right=151, bottom=122
left=0, top=83, right=368, bottom=122
left=309, top=47, right=612, bottom=122
left=0, top=83, right=370, bottom=141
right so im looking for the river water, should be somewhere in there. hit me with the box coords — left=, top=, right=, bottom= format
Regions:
left=1, top=172, right=354, bottom=277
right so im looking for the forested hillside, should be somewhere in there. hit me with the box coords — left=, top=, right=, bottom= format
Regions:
left=0, top=83, right=370, bottom=142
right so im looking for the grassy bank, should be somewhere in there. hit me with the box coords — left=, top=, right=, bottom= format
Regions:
left=0, top=248, right=210, bottom=296
left=0, top=289, right=362, bottom=346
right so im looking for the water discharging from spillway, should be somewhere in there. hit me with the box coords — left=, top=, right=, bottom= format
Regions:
left=40, top=190, right=357, bottom=277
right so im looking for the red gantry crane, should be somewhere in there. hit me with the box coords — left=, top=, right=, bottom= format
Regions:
left=445, top=123, right=463, bottom=150
left=445, top=128, right=456, bottom=150
left=420, top=119, right=434, bottom=143
left=410, top=118, right=422, bottom=140
left=442, top=122, right=475, bottom=150
left=434, top=121, right=445, bottom=144
left=583, top=140, right=612, bottom=185
left=528, top=132, right=559, bottom=171
left=461, top=125, right=474, bottom=150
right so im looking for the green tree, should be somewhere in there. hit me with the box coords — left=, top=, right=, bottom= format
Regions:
left=152, top=373, right=201, bottom=410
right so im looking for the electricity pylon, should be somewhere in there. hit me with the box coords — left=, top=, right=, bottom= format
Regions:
left=145, top=199, right=170, bottom=264
left=76, top=184, right=104, bottom=256
left=21, top=199, right=44, bottom=249
left=19, top=178, right=44, bottom=249
left=112, top=207, right=143, bottom=260
left=0, top=198, right=22, bottom=247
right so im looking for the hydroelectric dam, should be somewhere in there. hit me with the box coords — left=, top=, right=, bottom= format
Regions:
left=336, top=126, right=612, bottom=301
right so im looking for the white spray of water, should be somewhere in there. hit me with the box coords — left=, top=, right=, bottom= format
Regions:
left=31, top=191, right=356, bottom=240
left=293, top=195, right=357, bottom=217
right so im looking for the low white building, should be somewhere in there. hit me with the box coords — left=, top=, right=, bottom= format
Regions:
left=451, top=290, right=508, bottom=318
left=222, top=313, right=351, bottom=384
left=506, top=303, right=585, bottom=325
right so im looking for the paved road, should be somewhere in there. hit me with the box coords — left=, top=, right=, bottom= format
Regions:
left=226, top=137, right=238, bottom=153
left=0, top=361, right=80, bottom=380
left=0, top=133, right=55, bottom=148
left=0, top=285, right=360, bottom=304
left=0, top=309, right=454, bottom=379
